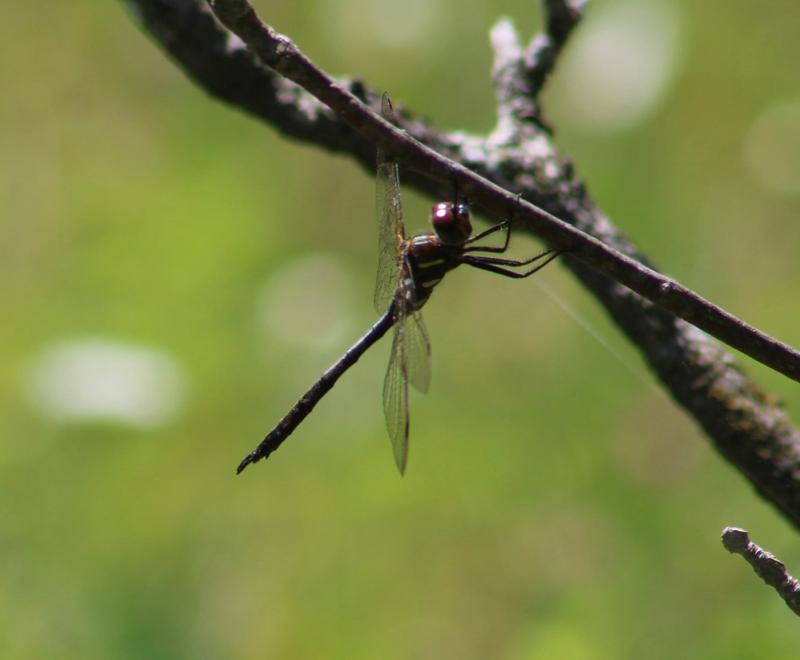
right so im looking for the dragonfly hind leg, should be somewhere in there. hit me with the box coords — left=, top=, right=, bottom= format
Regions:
left=460, top=249, right=562, bottom=278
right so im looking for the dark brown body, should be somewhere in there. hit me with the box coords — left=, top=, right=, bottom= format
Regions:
left=404, top=233, right=463, bottom=309
left=237, top=196, right=559, bottom=474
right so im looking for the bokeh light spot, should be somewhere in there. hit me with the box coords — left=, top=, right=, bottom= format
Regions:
left=257, top=253, right=356, bottom=352
left=743, top=99, right=800, bottom=196
left=24, top=339, right=186, bottom=428
left=552, top=0, right=683, bottom=133
left=322, top=0, right=443, bottom=56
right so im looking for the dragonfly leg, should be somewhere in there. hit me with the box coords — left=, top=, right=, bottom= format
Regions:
left=460, top=250, right=563, bottom=278
left=463, top=220, right=512, bottom=252
left=450, top=176, right=463, bottom=207
left=463, top=192, right=526, bottom=253
left=461, top=248, right=556, bottom=267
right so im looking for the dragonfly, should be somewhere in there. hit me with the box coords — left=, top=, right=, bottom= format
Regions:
left=237, top=94, right=561, bottom=475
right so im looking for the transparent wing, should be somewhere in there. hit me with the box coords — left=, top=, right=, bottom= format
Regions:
left=374, top=93, right=405, bottom=313
left=405, top=311, right=431, bottom=393
left=383, top=297, right=410, bottom=474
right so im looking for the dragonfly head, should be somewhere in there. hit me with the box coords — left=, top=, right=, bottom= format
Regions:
left=431, top=201, right=472, bottom=245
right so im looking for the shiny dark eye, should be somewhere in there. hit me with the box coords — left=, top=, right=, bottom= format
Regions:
left=431, top=202, right=472, bottom=245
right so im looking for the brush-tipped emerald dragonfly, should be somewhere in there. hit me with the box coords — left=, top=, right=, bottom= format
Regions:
left=237, top=94, right=560, bottom=475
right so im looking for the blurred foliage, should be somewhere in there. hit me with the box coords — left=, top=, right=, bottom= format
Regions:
left=1, top=0, right=799, bottom=658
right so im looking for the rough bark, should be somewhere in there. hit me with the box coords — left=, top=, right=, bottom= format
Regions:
left=122, top=0, right=800, bottom=529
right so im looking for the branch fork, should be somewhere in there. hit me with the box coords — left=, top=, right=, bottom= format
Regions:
left=126, top=0, right=800, bottom=528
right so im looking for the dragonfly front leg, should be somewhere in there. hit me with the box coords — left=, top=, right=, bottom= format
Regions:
left=464, top=192, right=527, bottom=253
left=463, top=219, right=511, bottom=252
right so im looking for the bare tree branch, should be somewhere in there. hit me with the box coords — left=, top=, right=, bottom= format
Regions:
left=205, top=0, right=800, bottom=383
left=491, top=0, right=587, bottom=129
left=123, top=0, right=800, bottom=528
left=492, top=0, right=585, bottom=129
left=722, top=527, right=800, bottom=616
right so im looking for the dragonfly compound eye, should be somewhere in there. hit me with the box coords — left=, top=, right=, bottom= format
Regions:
left=431, top=202, right=472, bottom=245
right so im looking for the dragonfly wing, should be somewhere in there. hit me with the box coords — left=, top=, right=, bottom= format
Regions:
left=383, top=299, right=410, bottom=474
left=374, top=93, right=405, bottom=313
left=405, top=311, right=431, bottom=393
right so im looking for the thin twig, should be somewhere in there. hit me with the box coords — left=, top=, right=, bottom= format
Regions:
left=125, top=0, right=800, bottom=528
left=722, top=527, right=800, bottom=617
left=525, top=1, right=588, bottom=98
left=492, top=0, right=587, bottom=128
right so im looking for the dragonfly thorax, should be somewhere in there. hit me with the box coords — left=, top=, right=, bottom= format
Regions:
left=404, top=233, right=463, bottom=308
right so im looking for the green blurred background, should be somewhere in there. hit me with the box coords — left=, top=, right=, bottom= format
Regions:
left=2, top=0, right=800, bottom=657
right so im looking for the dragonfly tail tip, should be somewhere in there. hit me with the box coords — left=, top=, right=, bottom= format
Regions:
left=236, top=453, right=257, bottom=475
